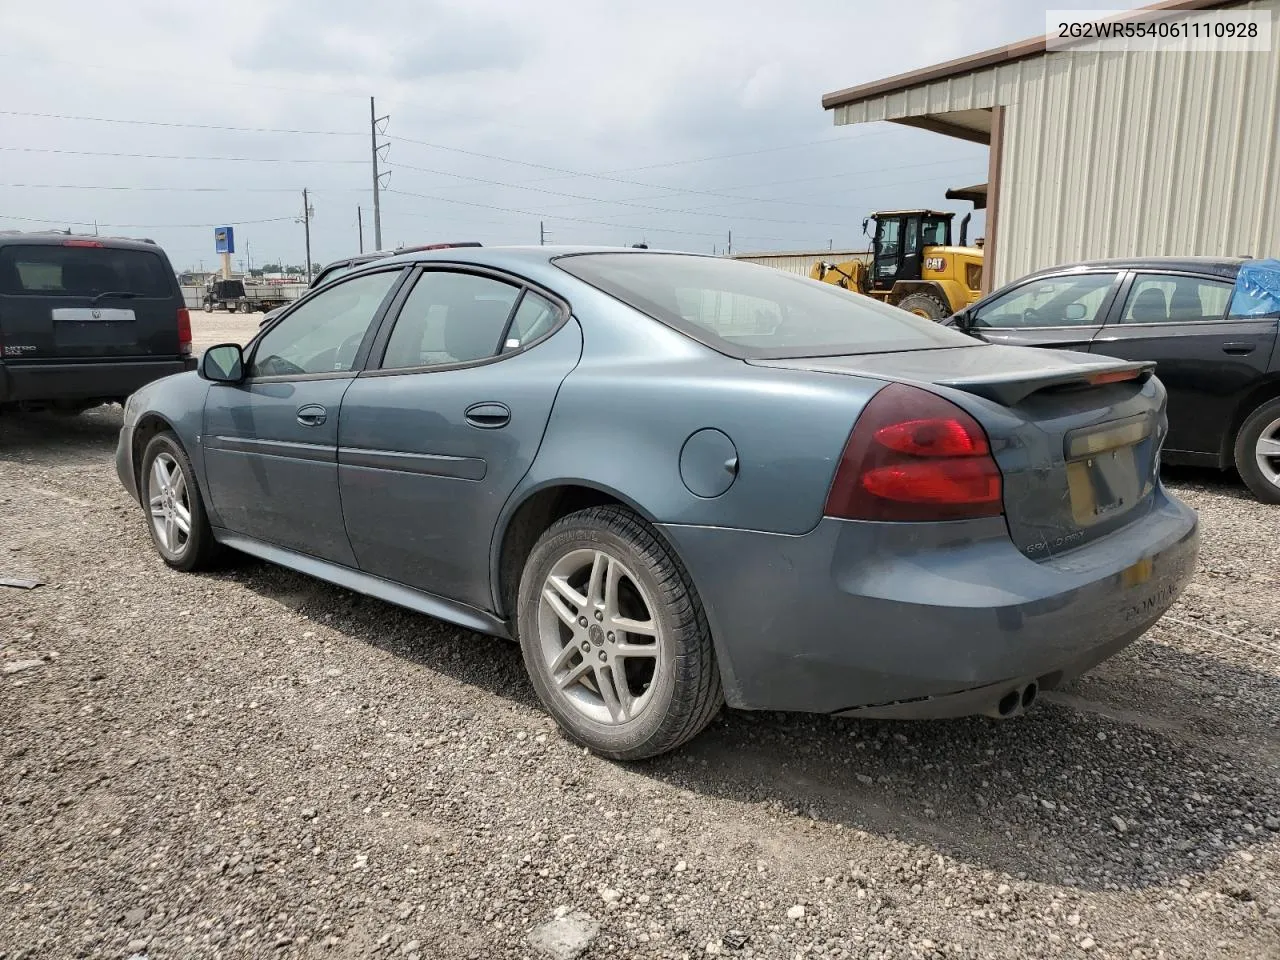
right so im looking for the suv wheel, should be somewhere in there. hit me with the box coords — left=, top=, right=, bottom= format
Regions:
left=140, top=432, right=222, bottom=570
left=1234, top=397, right=1280, bottom=504
left=517, top=506, right=722, bottom=760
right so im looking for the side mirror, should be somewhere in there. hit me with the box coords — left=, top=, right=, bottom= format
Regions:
left=200, top=343, right=245, bottom=383
left=861, top=218, right=870, bottom=238
left=1063, top=303, right=1088, bottom=321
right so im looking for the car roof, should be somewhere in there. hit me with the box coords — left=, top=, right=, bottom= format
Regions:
left=0, top=231, right=166, bottom=254
left=371, top=245, right=699, bottom=271
left=1023, top=256, right=1247, bottom=281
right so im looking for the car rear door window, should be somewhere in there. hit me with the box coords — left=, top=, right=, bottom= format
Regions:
left=502, top=292, right=561, bottom=352
left=0, top=245, right=172, bottom=298
left=1119, top=274, right=1232, bottom=323
left=249, top=270, right=400, bottom=377
left=380, top=271, right=520, bottom=369
left=972, top=273, right=1117, bottom=328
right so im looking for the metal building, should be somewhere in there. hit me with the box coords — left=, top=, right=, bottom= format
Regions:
left=822, top=0, right=1280, bottom=290
left=731, top=249, right=869, bottom=277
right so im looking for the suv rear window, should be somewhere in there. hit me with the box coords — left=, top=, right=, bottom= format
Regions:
left=0, top=245, right=173, bottom=298
left=555, top=252, right=975, bottom=359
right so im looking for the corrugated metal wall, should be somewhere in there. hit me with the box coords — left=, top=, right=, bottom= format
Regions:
left=732, top=250, right=869, bottom=276
left=833, top=0, right=1280, bottom=286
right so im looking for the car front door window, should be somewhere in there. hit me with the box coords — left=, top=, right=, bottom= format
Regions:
left=973, top=273, right=1117, bottom=329
left=249, top=270, right=400, bottom=377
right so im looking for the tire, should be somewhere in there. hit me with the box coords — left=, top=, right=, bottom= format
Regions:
left=895, top=291, right=951, bottom=321
left=1234, top=397, right=1280, bottom=504
left=202, top=301, right=213, bottom=313
left=139, top=431, right=222, bottom=571
left=516, top=505, right=722, bottom=760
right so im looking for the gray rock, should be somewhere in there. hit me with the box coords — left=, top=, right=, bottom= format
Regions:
left=2, top=659, right=44, bottom=676
left=528, top=911, right=600, bottom=960
left=122, top=908, right=147, bottom=927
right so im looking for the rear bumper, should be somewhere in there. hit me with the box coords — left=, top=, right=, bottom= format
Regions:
left=658, top=487, right=1198, bottom=716
left=0, top=358, right=195, bottom=405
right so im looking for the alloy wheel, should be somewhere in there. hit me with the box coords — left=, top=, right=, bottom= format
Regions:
left=1256, top=417, right=1280, bottom=489
left=537, top=548, right=663, bottom=725
left=149, top=452, right=192, bottom=555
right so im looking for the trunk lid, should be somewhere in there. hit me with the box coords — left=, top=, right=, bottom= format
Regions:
left=752, top=344, right=1165, bottom=560
left=0, top=242, right=183, bottom=360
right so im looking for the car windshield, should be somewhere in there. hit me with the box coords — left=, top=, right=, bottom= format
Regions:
left=555, top=252, right=976, bottom=358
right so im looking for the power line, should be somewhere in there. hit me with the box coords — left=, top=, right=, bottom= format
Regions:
left=389, top=161, right=852, bottom=227
left=0, top=146, right=366, bottom=165
left=386, top=129, right=952, bottom=211
left=0, top=110, right=362, bottom=136
left=1, top=214, right=299, bottom=229
left=385, top=187, right=803, bottom=245
left=0, top=183, right=364, bottom=193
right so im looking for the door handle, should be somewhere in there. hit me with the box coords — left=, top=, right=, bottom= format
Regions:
left=296, top=403, right=328, bottom=426
left=1223, top=342, right=1256, bottom=355
left=464, top=401, right=511, bottom=429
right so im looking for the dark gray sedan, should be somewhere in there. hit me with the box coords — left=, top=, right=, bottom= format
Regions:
left=116, top=247, right=1198, bottom=759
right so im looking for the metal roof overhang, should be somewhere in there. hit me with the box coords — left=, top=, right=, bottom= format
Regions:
left=819, top=0, right=1234, bottom=143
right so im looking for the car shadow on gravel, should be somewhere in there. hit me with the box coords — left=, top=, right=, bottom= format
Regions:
left=0, top=407, right=123, bottom=461
left=218, top=561, right=1279, bottom=894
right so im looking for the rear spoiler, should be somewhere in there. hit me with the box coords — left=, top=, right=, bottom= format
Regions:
left=933, top=360, right=1155, bottom=406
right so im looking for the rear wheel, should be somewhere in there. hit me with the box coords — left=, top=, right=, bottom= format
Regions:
left=517, top=506, right=722, bottom=760
left=203, top=300, right=214, bottom=313
left=895, top=291, right=951, bottom=320
left=1234, top=397, right=1280, bottom=504
left=140, top=431, right=222, bottom=570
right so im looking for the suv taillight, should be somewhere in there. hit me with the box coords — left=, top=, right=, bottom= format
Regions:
left=824, top=382, right=1003, bottom=522
left=177, top=307, right=192, bottom=356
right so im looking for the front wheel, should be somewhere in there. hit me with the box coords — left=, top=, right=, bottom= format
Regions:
left=140, top=432, right=222, bottom=570
left=517, top=506, right=722, bottom=760
left=202, top=301, right=214, bottom=313
left=896, top=291, right=951, bottom=320
left=1234, top=397, right=1280, bottom=504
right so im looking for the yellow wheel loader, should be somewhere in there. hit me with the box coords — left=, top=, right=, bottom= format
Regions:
left=811, top=209, right=984, bottom=320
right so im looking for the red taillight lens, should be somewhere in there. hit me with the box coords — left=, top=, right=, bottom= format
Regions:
left=177, top=307, right=192, bottom=356
left=824, top=382, right=1003, bottom=522
left=62, top=239, right=104, bottom=248
left=873, top=417, right=988, bottom=457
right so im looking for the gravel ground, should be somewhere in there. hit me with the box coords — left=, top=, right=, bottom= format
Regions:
left=2, top=372, right=1279, bottom=958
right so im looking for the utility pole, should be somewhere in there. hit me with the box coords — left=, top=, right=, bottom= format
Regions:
left=370, top=96, right=390, bottom=251
left=357, top=205, right=364, bottom=254
left=727, top=229, right=732, bottom=256
left=246, top=239, right=252, bottom=274
left=300, top=189, right=314, bottom=284
left=539, top=221, right=546, bottom=246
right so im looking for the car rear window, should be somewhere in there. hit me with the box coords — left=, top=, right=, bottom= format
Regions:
left=0, top=245, right=174, bottom=298
left=554, top=252, right=977, bottom=358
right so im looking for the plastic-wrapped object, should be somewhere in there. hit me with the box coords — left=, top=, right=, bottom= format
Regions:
left=1229, top=258, right=1280, bottom=317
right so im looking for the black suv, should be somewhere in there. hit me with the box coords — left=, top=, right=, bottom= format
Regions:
left=0, top=233, right=194, bottom=413
left=948, top=257, right=1280, bottom=502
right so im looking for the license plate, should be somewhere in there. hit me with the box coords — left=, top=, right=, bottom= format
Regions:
left=52, top=307, right=136, bottom=323
left=1066, top=444, right=1141, bottom=526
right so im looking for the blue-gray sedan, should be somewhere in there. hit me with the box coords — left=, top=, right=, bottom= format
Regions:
left=116, top=247, right=1199, bottom=759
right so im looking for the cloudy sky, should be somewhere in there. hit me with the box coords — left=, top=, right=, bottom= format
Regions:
left=1, top=0, right=1096, bottom=271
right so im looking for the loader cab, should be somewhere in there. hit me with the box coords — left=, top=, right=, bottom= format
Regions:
left=866, top=211, right=953, bottom=291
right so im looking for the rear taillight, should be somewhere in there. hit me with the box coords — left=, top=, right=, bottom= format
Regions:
left=824, top=382, right=1003, bottom=522
left=62, top=239, right=104, bottom=248
left=177, top=307, right=192, bottom=356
